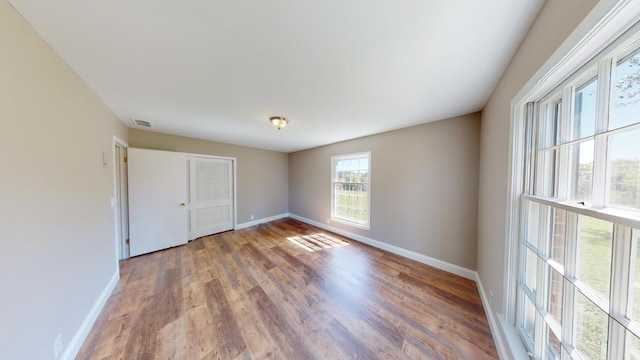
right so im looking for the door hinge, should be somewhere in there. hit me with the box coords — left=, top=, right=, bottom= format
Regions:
left=123, top=156, right=128, bottom=163
left=126, top=239, right=130, bottom=245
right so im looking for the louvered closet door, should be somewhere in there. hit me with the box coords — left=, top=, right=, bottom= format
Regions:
left=188, top=157, right=234, bottom=240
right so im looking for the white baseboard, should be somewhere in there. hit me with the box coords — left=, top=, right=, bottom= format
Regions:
left=475, top=276, right=509, bottom=360
left=288, top=213, right=476, bottom=280
left=475, top=276, right=530, bottom=360
left=61, top=270, right=119, bottom=360
left=235, top=213, right=290, bottom=230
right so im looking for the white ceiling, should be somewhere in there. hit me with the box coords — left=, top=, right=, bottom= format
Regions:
left=9, top=0, right=543, bottom=153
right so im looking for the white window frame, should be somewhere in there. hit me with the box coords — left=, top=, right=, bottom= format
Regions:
left=331, top=152, right=371, bottom=230
left=505, top=1, right=640, bottom=359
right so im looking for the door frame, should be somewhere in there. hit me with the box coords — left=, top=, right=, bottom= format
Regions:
left=112, top=136, right=129, bottom=262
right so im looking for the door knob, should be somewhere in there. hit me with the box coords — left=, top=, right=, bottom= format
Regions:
left=180, top=203, right=186, bottom=207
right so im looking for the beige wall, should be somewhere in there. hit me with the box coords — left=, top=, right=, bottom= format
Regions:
left=289, top=113, right=480, bottom=270
left=477, top=0, right=599, bottom=316
left=0, top=1, right=128, bottom=358
left=128, top=129, right=289, bottom=224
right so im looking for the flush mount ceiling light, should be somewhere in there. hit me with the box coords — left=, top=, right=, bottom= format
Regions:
left=270, top=116, right=288, bottom=130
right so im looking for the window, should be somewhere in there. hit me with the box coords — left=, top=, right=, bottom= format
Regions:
left=515, top=25, right=640, bottom=359
left=331, top=152, right=370, bottom=229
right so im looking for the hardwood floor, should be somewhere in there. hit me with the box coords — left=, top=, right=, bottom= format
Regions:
left=77, top=218, right=498, bottom=359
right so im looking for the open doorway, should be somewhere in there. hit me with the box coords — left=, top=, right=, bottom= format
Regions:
left=113, top=137, right=130, bottom=260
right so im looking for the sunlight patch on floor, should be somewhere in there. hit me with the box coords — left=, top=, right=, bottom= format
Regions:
left=286, top=233, right=349, bottom=252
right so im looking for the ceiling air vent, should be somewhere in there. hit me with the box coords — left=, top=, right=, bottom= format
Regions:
left=131, top=118, right=152, bottom=128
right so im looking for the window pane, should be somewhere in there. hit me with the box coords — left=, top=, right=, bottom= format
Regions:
left=570, top=141, right=594, bottom=203
left=627, top=330, right=640, bottom=360
left=335, top=183, right=368, bottom=223
left=547, top=328, right=561, bottom=360
left=332, top=154, right=370, bottom=226
left=524, top=295, right=536, bottom=343
left=536, top=149, right=557, bottom=197
left=526, top=201, right=552, bottom=250
left=349, top=170, right=357, bottom=182
left=631, top=229, right=640, bottom=321
left=540, top=101, right=561, bottom=149
left=526, top=248, right=538, bottom=295
left=526, top=201, right=540, bottom=249
left=577, top=215, right=613, bottom=301
left=573, top=78, right=598, bottom=140
left=612, top=49, right=640, bottom=130
left=608, top=128, right=640, bottom=210
left=548, top=269, right=563, bottom=326
left=576, top=291, right=609, bottom=359
left=359, top=158, right=368, bottom=170
left=346, top=169, right=355, bottom=182
left=550, top=208, right=566, bottom=266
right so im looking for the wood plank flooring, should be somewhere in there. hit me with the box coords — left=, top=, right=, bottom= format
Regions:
left=77, top=218, right=498, bottom=359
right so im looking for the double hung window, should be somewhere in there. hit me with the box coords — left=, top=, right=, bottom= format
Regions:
left=517, top=28, right=640, bottom=359
left=331, top=152, right=370, bottom=229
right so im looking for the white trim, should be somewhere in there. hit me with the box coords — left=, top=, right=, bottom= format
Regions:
left=112, top=136, right=128, bottom=263
left=289, top=213, right=476, bottom=280
left=235, top=213, right=290, bottom=230
left=504, top=102, right=529, bottom=325
left=522, top=194, right=640, bottom=229
left=233, top=158, right=238, bottom=231
left=475, top=276, right=518, bottom=360
left=329, top=217, right=372, bottom=231
left=512, top=0, right=640, bottom=105
left=498, top=314, right=532, bottom=360
left=60, top=271, right=119, bottom=360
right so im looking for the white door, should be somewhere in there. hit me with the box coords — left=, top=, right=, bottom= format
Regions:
left=188, top=157, right=234, bottom=240
left=128, top=148, right=188, bottom=256
left=115, top=145, right=130, bottom=259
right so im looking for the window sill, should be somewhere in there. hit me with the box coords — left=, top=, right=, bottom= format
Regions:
left=498, top=315, right=532, bottom=360
left=330, top=217, right=371, bottom=231
left=522, top=194, right=640, bottom=229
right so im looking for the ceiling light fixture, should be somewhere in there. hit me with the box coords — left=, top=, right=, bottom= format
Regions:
left=270, top=116, right=288, bottom=130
